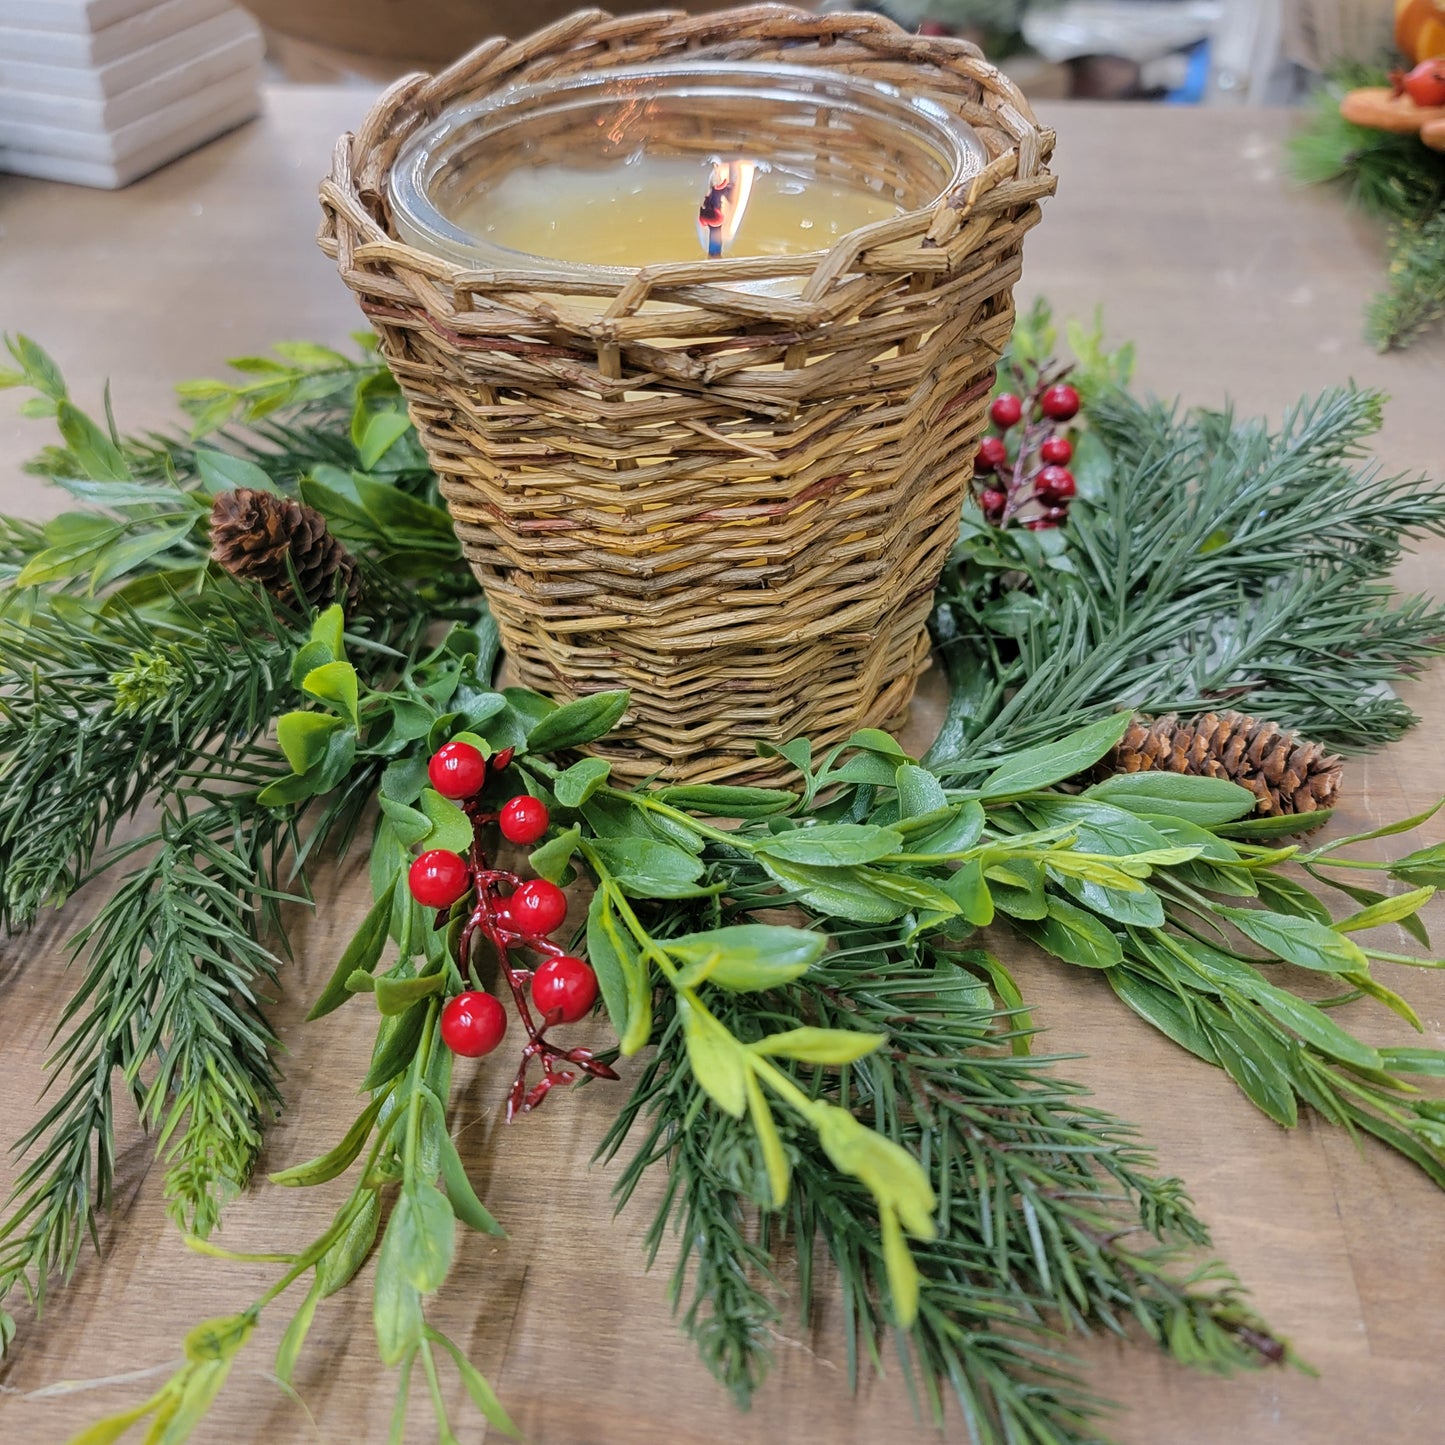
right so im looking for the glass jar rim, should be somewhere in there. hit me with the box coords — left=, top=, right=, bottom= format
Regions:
left=388, top=59, right=989, bottom=277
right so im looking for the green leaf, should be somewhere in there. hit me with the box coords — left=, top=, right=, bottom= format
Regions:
left=1014, top=896, right=1123, bottom=969
left=750, top=1027, right=885, bottom=1065
left=57, top=399, right=128, bottom=480
left=9, top=334, right=66, bottom=398
left=1250, top=871, right=1333, bottom=925
left=158, top=1358, right=233, bottom=1443
left=524, top=690, right=629, bottom=754
left=363, top=1003, right=430, bottom=1091
left=1202, top=1006, right=1299, bottom=1127
left=983, top=858, right=1047, bottom=919
left=430, top=1330, right=522, bottom=1439
left=977, top=714, right=1132, bottom=797
left=680, top=1000, right=747, bottom=1117
left=880, top=1205, right=922, bottom=1327
left=754, top=823, right=904, bottom=867
left=665, top=925, right=826, bottom=993
left=195, top=447, right=277, bottom=495
left=393, top=1179, right=455, bottom=1294
left=418, top=789, right=473, bottom=853
left=357, top=410, right=413, bottom=469
left=1389, top=840, right=1445, bottom=888
left=895, top=764, right=947, bottom=818
left=586, top=890, right=649, bottom=1054
left=1221, top=810, right=1335, bottom=839
left=529, top=824, right=581, bottom=884
left=62, top=1400, right=159, bottom=1444
left=1022, top=797, right=1173, bottom=857
left=1057, top=873, right=1166, bottom=928
left=1242, top=979, right=1382, bottom=1071
left=1108, top=967, right=1219, bottom=1064
left=939, top=858, right=994, bottom=926
left=379, top=795, right=432, bottom=846
left=745, top=1073, right=790, bottom=1209
left=318, top=1192, right=382, bottom=1297
left=909, top=800, right=986, bottom=855
left=757, top=856, right=907, bottom=923
left=1381, top=1047, right=1445, bottom=1078
left=289, top=638, right=333, bottom=690
left=813, top=1103, right=936, bottom=1240
left=375, top=971, right=446, bottom=1016
left=652, top=783, right=794, bottom=818
left=275, top=1279, right=322, bottom=1385
left=554, top=757, right=611, bottom=808
left=310, top=603, right=346, bottom=656
left=1085, top=772, right=1257, bottom=826
left=276, top=710, right=343, bottom=776
left=182, top=1313, right=255, bottom=1363
left=589, top=836, right=705, bottom=898
left=302, top=660, right=360, bottom=727
left=270, top=1092, right=389, bottom=1186
left=438, top=1135, right=505, bottom=1237
left=967, top=951, right=1032, bottom=1052
left=1215, top=905, right=1369, bottom=974
left=374, top=1215, right=426, bottom=1365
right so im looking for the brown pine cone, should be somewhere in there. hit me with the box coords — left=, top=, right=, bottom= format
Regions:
left=209, top=487, right=359, bottom=612
left=1107, top=710, right=1342, bottom=817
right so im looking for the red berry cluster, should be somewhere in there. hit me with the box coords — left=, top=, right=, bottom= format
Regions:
left=408, top=739, right=614, bottom=1117
left=973, top=377, right=1082, bottom=532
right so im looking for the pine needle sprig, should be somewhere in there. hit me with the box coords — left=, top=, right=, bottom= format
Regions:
left=1365, top=210, right=1445, bottom=352
left=0, top=588, right=299, bottom=930
left=929, top=379, right=1445, bottom=768
left=602, top=934, right=1285, bottom=1443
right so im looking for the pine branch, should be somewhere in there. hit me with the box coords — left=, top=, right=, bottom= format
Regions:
left=601, top=937, right=1285, bottom=1443
left=928, top=383, right=1445, bottom=766
left=0, top=588, right=300, bottom=930
left=1366, top=211, right=1445, bottom=352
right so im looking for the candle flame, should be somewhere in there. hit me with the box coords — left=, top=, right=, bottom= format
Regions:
left=697, top=159, right=757, bottom=259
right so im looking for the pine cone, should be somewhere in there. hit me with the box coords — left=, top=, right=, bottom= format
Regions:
left=1106, top=710, right=1342, bottom=817
left=209, top=487, right=360, bottom=612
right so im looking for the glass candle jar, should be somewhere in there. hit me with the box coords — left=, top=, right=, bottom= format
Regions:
left=388, top=61, right=987, bottom=279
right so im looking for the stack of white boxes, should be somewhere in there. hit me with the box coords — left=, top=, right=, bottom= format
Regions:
left=0, top=0, right=265, bottom=188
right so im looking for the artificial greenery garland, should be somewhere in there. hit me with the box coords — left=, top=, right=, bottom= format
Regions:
left=2, top=318, right=1444, bottom=1444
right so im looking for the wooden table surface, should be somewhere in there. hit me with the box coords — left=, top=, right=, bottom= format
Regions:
left=2, top=92, right=1444, bottom=1445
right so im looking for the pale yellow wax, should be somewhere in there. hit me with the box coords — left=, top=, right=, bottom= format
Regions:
left=447, top=155, right=901, bottom=267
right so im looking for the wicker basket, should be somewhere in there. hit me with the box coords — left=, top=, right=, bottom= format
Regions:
left=319, top=5, right=1055, bottom=782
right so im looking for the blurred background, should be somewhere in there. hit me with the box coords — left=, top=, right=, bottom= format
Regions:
left=0, top=1, right=1421, bottom=189
left=245, top=0, right=1397, bottom=102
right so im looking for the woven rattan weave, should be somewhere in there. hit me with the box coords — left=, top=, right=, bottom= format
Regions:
left=319, top=5, right=1055, bottom=781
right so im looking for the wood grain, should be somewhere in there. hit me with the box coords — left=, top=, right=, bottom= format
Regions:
left=1, top=93, right=1443, bottom=1445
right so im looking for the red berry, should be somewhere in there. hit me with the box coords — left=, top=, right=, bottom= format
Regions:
left=1040, top=435, right=1073, bottom=465
left=428, top=741, right=486, bottom=800
left=503, top=878, right=568, bottom=937
left=1025, top=517, right=1059, bottom=531
left=1044, top=505, right=1070, bottom=522
left=1039, top=384, right=1081, bottom=421
left=499, top=794, right=550, bottom=846
left=492, top=746, right=515, bottom=772
left=1035, top=465, right=1076, bottom=503
left=980, top=488, right=1007, bottom=517
left=409, top=849, right=471, bottom=909
left=975, top=435, right=1008, bottom=472
left=1401, top=60, right=1445, bottom=108
left=989, top=393, right=1023, bottom=429
left=531, top=955, right=598, bottom=1023
left=441, top=991, right=507, bottom=1057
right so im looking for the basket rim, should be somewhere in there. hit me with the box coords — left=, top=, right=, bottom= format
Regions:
left=319, top=5, right=1056, bottom=324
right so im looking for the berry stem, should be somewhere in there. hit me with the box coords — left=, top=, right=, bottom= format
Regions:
left=453, top=796, right=616, bottom=1119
